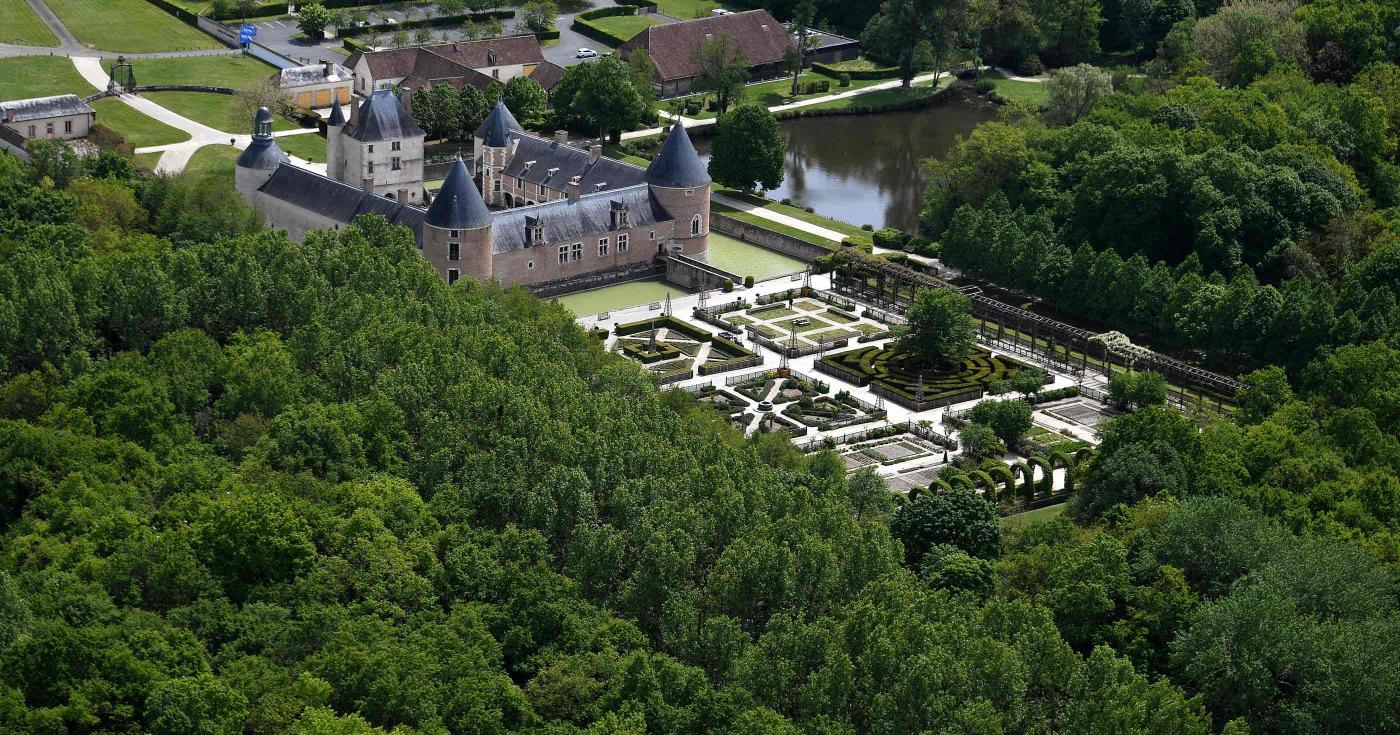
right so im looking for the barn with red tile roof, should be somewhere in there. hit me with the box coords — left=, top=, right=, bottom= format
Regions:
left=619, top=10, right=796, bottom=97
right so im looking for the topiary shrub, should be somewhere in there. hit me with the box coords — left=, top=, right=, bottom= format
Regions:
left=861, top=223, right=873, bottom=231
left=743, top=275, right=755, bottom=287
left=872, top=227, right=907, bottom=250
left=722, top=278, right=734, bottom=292
left=838, top=72, right=851, bottom=87
left=1016, top=54, right=1045, bottom=76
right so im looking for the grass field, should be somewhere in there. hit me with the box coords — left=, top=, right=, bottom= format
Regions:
left=983, top=70, right=1048, bottom=107
left=0, top=0, right=58, bottom=46
left=276, top=132, right=327, bottom=162
left=45, top=0, right=222, bottom=53
left=183, top=144, right=240, bottom=180
left=795, top=76, right=939, bottom=114
left=711, top=201, right=839, bottom=248
left=143, top=91, right=298, bottom=133
left=654, top=0, right=723, bottom=19
left=91, top=98, right=189, bottom=147
left=1002, top=502, right=1065, bottom=531
left=133, top=151, right=163, bottom=172
left=585, top=14, right=660, bottom=45
left=715, top=188, right=872, bottom=245
left=103, top=54, right=278, bottom=89
left=0, top=56, right=93, bottom=100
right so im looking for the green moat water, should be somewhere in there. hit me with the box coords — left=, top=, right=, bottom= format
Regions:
left=553, top=235, right=807, bottom=316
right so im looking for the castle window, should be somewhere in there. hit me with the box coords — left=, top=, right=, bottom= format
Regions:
left=618, top=234, right=629, bottom=252
left=368, top=161, right=375, bottom=174
left=391, top=157, right=401, bottom=171
left=368, top=144, right=374, bottom=153
left=391, top=140, right=401, bottom=151
left=493, top=179, right=501, bottom=192
left=447, top=269, right=459, bottom=284
left=598, top=237, right=609, bottom=256
left=450, top=230, right=460, bottom=238
left=528, top=260, right=535, bottom=270
left=650, top=230, right=656, bottom=240
left=570, top=242, right=582, bottom=262
left=449, top=243, right=460, bottom=261
left=691, top=215, right=701, bottom=236
left=64, top=120, right=72, bottom=134
left=558, top=245, right=568, bottom=264
left=685, top=189, right=693, bottom=197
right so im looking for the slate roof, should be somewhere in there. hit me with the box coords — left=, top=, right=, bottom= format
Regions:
left=344, top=89, right=424, bottom=142
left=619, top=10, right=794, bottom=82
left=490, top=184, right=669, bottom=254
left=258, top=163, right=425, bottom=230
left=347, top=36, right=545, bottom=82
left=476, top=100, right=522, bottom=147
left=499, top=132, right=648, bottom=195
left=236, top=137, right=288, bottom=170
left=426, top=158, right=492, bottom=229
left=0, top=94, right=95, bottom=123
left=277, top=62, right=352, bottom=87
left=646, top=123, right=710, bottom=188
left=328, top=99, right=345, bottom=126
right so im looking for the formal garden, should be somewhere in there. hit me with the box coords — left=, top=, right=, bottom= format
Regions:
left=817, top=345, right=1038, bottom=409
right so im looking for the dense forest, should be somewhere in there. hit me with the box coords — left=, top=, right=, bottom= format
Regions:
left=4, top=1, right=1400, bottom=734
left=927, top=0, right=1400, bottom=373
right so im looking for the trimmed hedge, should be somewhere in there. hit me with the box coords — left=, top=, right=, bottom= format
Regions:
left=534, top=29, right=561, bottom=41
left=337, top=10, right=515, bottom=38
left=572, top=6, right=638, bottom=46
left=614, top=315, right=712, bottom=342
left=616, top=0, right=659, bottom=9
left=812, top=61, right=900, bottom=79
left=208, top=2, right=288, bottom=20
left=620, top=341, right=683, bottom=364
left=343, top=37, right=372, bottom=53
left=143, top=0, right=198, bottom=25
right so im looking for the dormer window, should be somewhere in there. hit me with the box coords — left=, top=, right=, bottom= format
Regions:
left=525, top=216, right=544, bottom=246
left=609, top=199, right=630, bottom=229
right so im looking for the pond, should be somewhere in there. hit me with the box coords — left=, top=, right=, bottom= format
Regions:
left=694, top=99, right=998, bottom=232
left=552, top=234, right=807, bottom=317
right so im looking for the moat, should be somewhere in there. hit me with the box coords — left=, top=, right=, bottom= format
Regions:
left=694, top=100, right=998, bottom=232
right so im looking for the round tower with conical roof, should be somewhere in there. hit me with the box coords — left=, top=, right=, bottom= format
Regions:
left=646, top=123, right=711, bottom=260
left=235, top=107, right=287, bottom=205
left=474, top=100, right=522, bottom=207
left=325, top=98, right=346, bottom=183
left=423, top=157, right=494, bottom=285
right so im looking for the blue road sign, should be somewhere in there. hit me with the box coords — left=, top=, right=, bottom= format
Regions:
left=241, top=24, right=258, bottom=37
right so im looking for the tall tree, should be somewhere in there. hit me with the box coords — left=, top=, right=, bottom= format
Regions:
left=551, top=56, right=647, bottom=140
left=789, top=0, right=817, bottom=96
left=691, top=32, right=749, bottom=114
left=1044, top=63, right=1113, bottom=124
left=296, top=3, right=332, bottom=39
left=501, top=76, right=548, bottom=128
left=708, top=105, right=786, bottom=193
left=897, top=288, right=976, bottom=366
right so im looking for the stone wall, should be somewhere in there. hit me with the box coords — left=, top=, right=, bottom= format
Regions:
left=528, top=259, right=666, bottom=299
left=665, top=253, right=743, bottom=291
left=711, top=212, right=833, bottom=262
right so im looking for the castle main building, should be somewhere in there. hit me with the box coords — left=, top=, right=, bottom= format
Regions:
left=234, top=91, right=712, bottom=289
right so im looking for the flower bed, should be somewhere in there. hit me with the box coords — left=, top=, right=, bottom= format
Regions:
left=614, top=315, right=712, bottom=342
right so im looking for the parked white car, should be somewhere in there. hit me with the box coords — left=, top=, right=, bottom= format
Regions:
left=575, top=47, right=598, bottom=58
left=711, top=8, right=732, bottom=15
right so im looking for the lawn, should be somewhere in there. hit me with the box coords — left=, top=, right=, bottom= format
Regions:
left=715, top=189, right=871, bottom=244
left=0, top=0, right=58, bottom=46
left=983, top=70, right=1047, bottom=107
left=90, top=98, right=189, bottom=147
left=276, top=132, right=327, bottom=163
left=133, top=151, right=163, bottom=172
left=585, top=14, right=661, bottom=45
left=103, top=54, right=279, bottom=89
left=45, top=0, right=223, bottom=53
left=663, top=71, right=889, bottom=120
left=143, top=91, right=299, bottom=134
left=795, top=77, right=940, bottom=114
left=654, top=0, right=723, bottom=19
left=711, top=201, right=839, bottom=248
left=0, top=56, right=93, bottom=100
left=183, top=144, right=240, bottom=180
left=1002, top=502, right=1065, bottom=531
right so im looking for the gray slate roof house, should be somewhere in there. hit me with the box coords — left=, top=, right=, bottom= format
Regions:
left=345, top=89, right=425, bottom=143
left=258, top=164, right=426, bottom=230
left=0, top=94, right=96, bottom=143
left=345, top=36, right=564, bottom=96
left=489, top=185, right=666, bottom=254
left=502, top=133, right=649, bottom=194
left=476, top=100, right=522, bottom=147
left=646, top=123, right=710, bottom=189
left=426, top=158, right=492, bottom=229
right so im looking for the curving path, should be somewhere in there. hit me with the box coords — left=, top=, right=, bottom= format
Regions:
left=1, top=0, right=240, bottom=59
left=72, top=56, right=319, bottom=173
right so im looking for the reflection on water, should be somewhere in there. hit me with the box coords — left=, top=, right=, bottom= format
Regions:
left=694, top=100, right=997, bottom=231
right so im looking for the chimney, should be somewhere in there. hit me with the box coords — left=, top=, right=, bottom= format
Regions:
left=400, top=87, right=412, bottom=112
left=588, top=144, right=601, bottom=164
left=452, top=42, right=460, bottom=52
left=324, top=60, right=334, bottom=77
left=553, top=129, right=568, bottom=144
left=567, top=175, right=581, bottom=199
